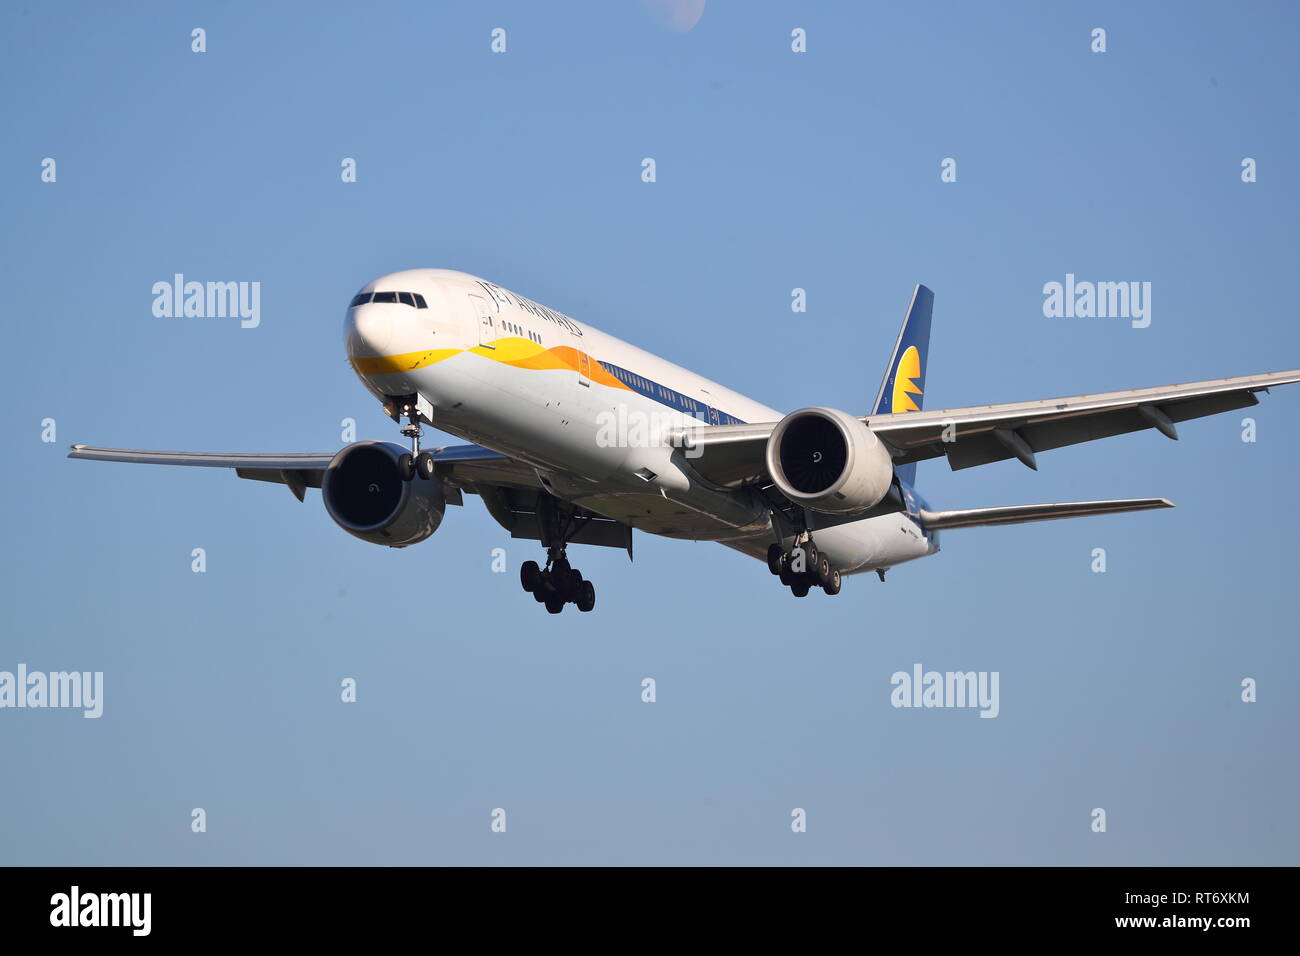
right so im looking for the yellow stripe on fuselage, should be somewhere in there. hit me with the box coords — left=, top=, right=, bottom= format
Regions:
left=349, top=348, right=462, bottom=376
left=350, top=337, right=632, bottom=392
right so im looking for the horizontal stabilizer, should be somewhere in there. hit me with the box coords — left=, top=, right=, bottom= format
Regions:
left=918, top=497, right=1173, bottom=531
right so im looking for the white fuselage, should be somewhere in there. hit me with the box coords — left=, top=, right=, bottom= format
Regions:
left=344, top=269, right=936, bottom=575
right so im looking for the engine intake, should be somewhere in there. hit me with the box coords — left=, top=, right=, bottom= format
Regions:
left=321, top=441, right=445, bottom=547
left=765, top=407, right=895, bottom=514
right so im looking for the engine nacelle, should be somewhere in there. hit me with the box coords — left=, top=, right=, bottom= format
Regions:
left=321, top=441, right=445, bottom=547
left=765, top=407, right=895, bottom=515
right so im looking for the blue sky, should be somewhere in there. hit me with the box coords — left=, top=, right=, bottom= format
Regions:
left=2, top=0, right=1297, bottom=865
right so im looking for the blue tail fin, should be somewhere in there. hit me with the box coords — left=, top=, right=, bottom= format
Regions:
left=872, top=285, right=934, bottom=486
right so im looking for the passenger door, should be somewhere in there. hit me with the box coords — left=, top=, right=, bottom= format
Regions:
left=469, top=295, right=496, bottom=349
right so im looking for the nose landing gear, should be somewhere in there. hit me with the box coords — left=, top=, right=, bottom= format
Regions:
left=520, top=549, right=596, bottom=613
left=394, top=396, right=435, bottom=481
left=767, top=539, right=841, bottom=597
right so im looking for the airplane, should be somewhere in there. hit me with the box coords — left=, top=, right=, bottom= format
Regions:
left=70, top=269, right=1300, bottom=613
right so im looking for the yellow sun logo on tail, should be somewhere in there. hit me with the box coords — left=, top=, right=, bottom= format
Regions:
left=891, top=346, right=923, bottom=412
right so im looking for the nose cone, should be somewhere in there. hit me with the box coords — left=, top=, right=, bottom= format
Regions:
left=345, top=304, right=392, bottom=358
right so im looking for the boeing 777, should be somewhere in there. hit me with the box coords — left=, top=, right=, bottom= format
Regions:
left=70, top=269, right=1300, bottom=613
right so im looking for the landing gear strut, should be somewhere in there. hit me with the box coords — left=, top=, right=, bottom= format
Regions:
left=767, top=537, right=841, bottom=597
left=519, top=495, right=597, bottom=613
left=394, top=396, right=435, bottom=481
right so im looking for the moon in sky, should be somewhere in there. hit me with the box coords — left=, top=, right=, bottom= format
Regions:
left=641, top=0, right=707, bottom=33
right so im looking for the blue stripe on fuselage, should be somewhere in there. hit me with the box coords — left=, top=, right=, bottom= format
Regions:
left=597, top=359, right=748, bottom=425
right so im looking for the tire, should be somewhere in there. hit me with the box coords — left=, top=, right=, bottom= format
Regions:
left=779, top=566, right=795, bottom=587
left=576, top=580, right=596, bottom=613
left=564, top=568, right=583, bottom=599
left=520, top=560, right=541, bottom=593
left=805, top=541, right=819, bottom=570
left=397, top=453, right=414, bottom=481
left=766, top=544, right=783, bottom=575
left=545, top=595, right=565, bottom=614
left=533, top=574, right=549, bottom=602
left=415, top=451, right=436, bottom=480
left=824, top=570, right=842, bottom=595
left=791, top=582, right=810, bottom=598
left=817, top=555, right=832, bottom=586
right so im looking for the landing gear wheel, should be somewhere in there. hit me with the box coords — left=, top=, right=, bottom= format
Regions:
left=576, top=580, right=596, bottom=612
left=397, top=452, right=414, bottom=481
left=779, top=565, right=795, bottom=587
left=520, top=560, right=541, bottom=593
left=563, top=568, right=583, bottom=600
left=824, top=569, right=842, bottom=595
left=817, top=555, right=832, bottom=587
left=415, top=451, right=436, bottom=481
left=791, top=582, right=810, bottom=598
left=804, top=541, right=820, bottom=571
left=528, top=497, right=603, bottom=613
left=766, top=544, right=784, bottom=575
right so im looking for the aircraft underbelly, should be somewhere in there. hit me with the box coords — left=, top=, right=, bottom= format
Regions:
left=401, top=352, right=931, bottom=573
left=568, top=492, right=741, bottom=538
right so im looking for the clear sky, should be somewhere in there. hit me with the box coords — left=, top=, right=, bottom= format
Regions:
left=2, top=0, right=1297, bottom=865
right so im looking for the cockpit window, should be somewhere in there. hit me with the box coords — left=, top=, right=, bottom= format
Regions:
left=350, top=291, right=429, bottom=308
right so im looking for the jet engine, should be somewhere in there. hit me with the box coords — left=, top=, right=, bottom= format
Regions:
left=321, top=441, right=445, bottom=547
left=764, top=407, right=895, bottom=514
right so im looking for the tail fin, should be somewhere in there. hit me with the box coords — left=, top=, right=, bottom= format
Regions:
left=872, top=285, right=934, bottom=486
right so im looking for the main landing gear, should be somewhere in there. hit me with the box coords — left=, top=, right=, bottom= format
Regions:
left=394, top=396, right=436, bottom=481
left=520, top=549, right=596, bottom=614
left=520, top=495, right=597, bottom=613
left=767, top=538, right=841, bottom=597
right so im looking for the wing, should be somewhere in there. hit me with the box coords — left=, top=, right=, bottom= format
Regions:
left=67, top=442, right=533, bottom=502
left=673, top=368, right=1300, bottom=484
left=67, top=442, right=633, bottom=551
